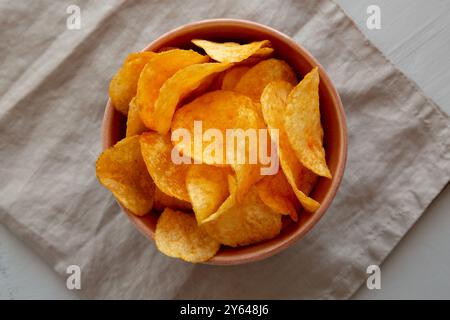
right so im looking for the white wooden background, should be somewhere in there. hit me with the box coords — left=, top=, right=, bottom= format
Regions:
left=0, top=0, right=449, bottom=299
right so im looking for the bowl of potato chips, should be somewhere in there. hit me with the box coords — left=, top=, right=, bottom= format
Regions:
left=98, top=19, right=347, bottom=264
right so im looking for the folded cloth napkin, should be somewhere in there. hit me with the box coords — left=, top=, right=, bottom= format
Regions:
left=0, top=0, right=449, bottom=299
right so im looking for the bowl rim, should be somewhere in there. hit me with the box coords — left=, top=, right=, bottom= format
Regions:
left=101, top=18, right=347, bottom=265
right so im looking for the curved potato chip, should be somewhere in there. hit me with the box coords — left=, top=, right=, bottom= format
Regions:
left=109, top=52, right=156, bottom=115
left=186, top=164, right=231, bottom=223
left=153, top=62, right=232, bottom=134
left=237, top=47, right=274, bottom=65
left=289, top=159, right=320, bottom=210
left=232, top=162, right=263, bottom=202
left=171, top=90, right=262, bottom=165
left=126, top=97, right=147, bottom=137
left=202, top=187, right=281, bottom=247
left=234, top=58, right=297, bottom=102
left=182, top=71, right=217, bottom=101
left=284, top=67, right=331, bottom=178
left=252, top=47, right=274, bottom=58
left=140, top=132, right=190, bottom=202
left=136, top=49, right=208, bottom=129
left=261, top=80, right=320, bottom=212
left=255, top=169, right=300, bottom=221
left=153, top=187, right=192, bottom=212
left=192, top=39, right=270, bottom=63
left=155, top=208, right=220, bottom=262
left=124, top=51, right=156, bottom=63
left=171, top=90, right=264, bottom=198
left=281, top=155, right=319, bottom=212
left=96, top=136, right=155, bottom=216
left=221, top=65, right=250, bottom=90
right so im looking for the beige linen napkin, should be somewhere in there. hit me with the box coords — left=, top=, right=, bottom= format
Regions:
left=0, top=0, right=449, bottom=299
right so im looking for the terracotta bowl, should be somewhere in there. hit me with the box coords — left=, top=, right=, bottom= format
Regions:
left=102, top=19, right=347, bottom=265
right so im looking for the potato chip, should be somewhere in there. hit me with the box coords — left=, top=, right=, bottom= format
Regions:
left=252, top=47, right=274, bottom=58
left=192, top=39, right=270, bottom=63
left=125, top=97, right=147, bottom=137
left=171, top=90, right=264, bottom=198
left=237, top=47, right=274, bottom=65
left=261, top=80, right=320, bottom=212
left=109, top=52, right=156, bottom=115
left=153, top=187, right=192, bottom=212
left=234, top=58, right=297, bottom=102
left=153, top=62, right=232, bottom=134
left=96, top=136, right=155, bottom=216
left=140, top=132, right=190, bottom=202
left=255, top=169, right=300, bottom=221
left=186, top=164, right=231, bottom=223
left=284, top=67, right=331, bottom=178
left=284, top=153, right=318, bottom=199
left=232, top=162, right=264, bottom=202
left=155, top=208, right=220, bottom=262
left=124, top=51, right=156, bottom=63
left=202, top=187, right=282, bottom=247
left=136, top=49, right=208, bottom=129
left=171, top=90, right=261, bottom=165
left=220, top=65, right=250, bottom=90
left=182, top=71, right=217, bottom=101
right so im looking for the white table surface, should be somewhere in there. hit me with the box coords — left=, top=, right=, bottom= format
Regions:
left=1, top=0, right=449, bottom=299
